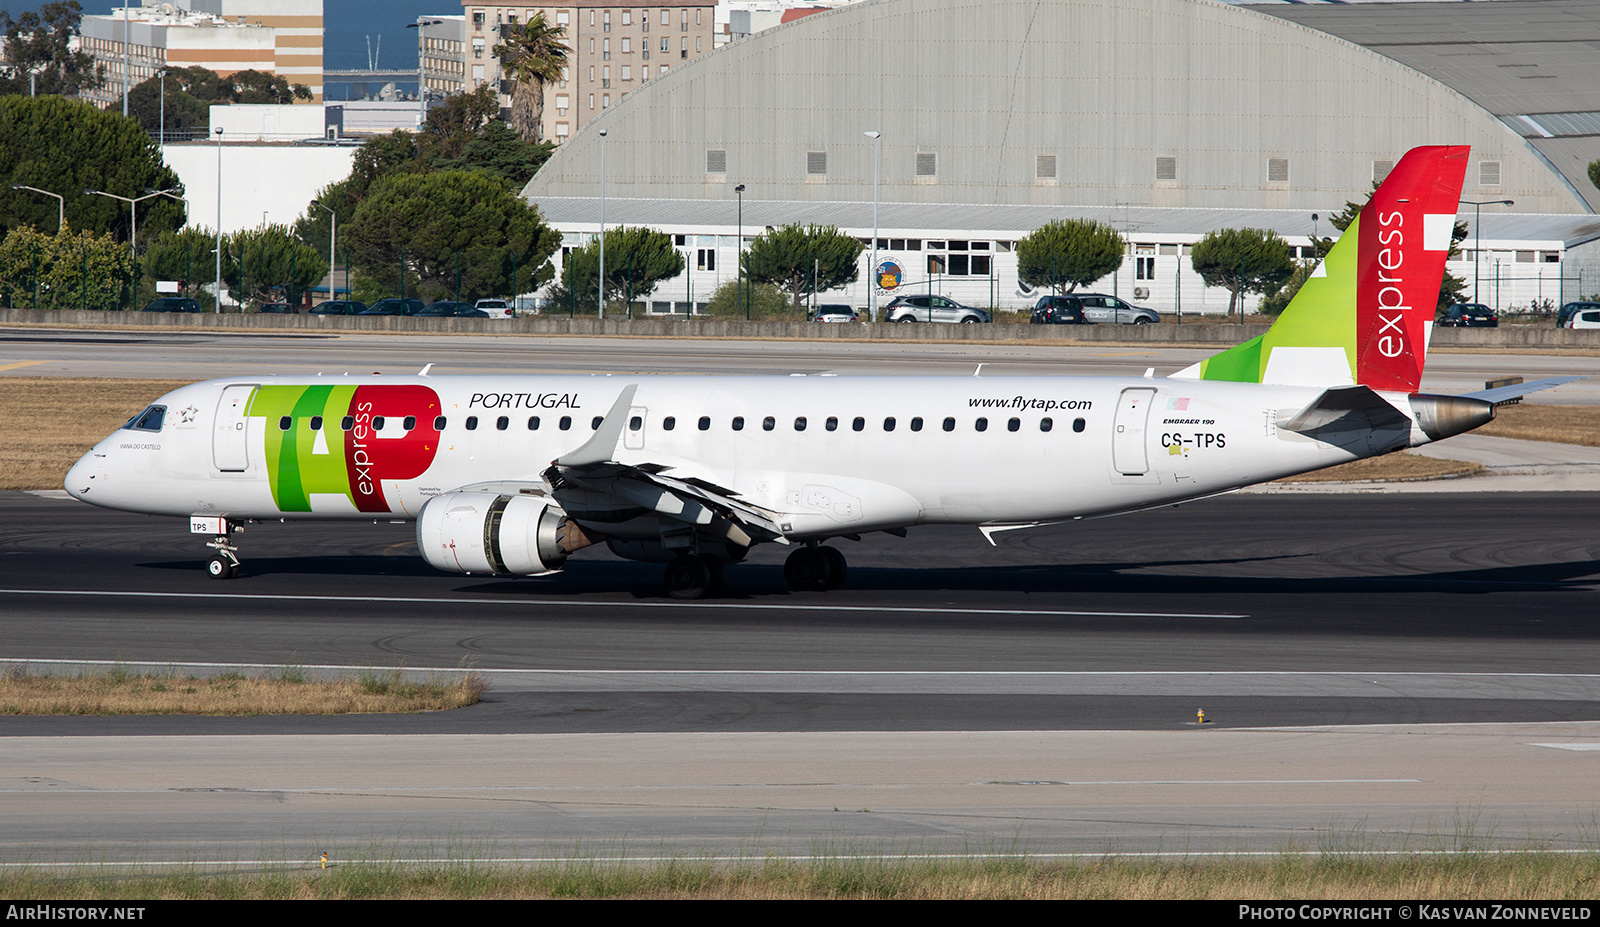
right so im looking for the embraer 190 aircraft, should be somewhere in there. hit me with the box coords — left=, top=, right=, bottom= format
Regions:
left=66, top=146, right=1577, bottom=598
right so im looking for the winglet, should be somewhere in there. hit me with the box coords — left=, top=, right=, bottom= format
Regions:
left=555, top=384, right=637, bottom=467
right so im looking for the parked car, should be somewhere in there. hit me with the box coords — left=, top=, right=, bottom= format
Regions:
left=141, top=297, right=201, bottom=313
left=1565, top=308, right=1600, bottom=329
left=475, top=298, right=513, bottom=319
left=310, top=299, right=367, bottom=316
left=811, top=304, right=858, bottom=322
left=358, top=297, right=425, bottom=316
left=255, top=302, right=295, bottom=314
left=1029, top=295, right=1092, bottom=325
left=1076, top=293, right=1159, bottom=324
left=884, top=294, right=990, bottom=323
left=416, top=300, right=489, bottom=317
left=1557, top=302, right=1600, bottom=327
left=1437, top=303, right=1497, bottom=328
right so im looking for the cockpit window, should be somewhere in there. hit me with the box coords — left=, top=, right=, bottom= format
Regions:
left=122, top=405, right=166, bottom=433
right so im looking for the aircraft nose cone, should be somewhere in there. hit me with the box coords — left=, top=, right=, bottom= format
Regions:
left=64, top=452, right=105, bottom=499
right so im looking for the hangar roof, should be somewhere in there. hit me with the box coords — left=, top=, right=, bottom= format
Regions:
left=1248, top=0, right=1600, bottom=207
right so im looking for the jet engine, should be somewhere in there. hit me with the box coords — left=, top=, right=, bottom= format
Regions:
left=416, top=491, right=599, bottom=575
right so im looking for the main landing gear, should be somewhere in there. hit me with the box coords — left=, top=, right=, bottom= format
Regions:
left=783, top=544, right=846, bottom=592
left=662, top=553, right=725, bottom=600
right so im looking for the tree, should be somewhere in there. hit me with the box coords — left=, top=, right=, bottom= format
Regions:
left=221, top=225, right=327, bottom=307
left=0, top=95, right=184, bottom=246
left=1190, top=228, right=1294, bottom=319
left=1016, top=218, right=1125, bottom=294
left=0, top=2, right=102, bottom=97
left=343, top=170, right=560, bottom=302
left=1589, top=158, right=1599, bottom=193
left=439, top=120, right=555, bottom=188
left=561, top=226, right=685, bottom=311
left=421, top=84, right=502, bottom=161
left=0, top=225, right=134, bottom=311
left=495, top=14, right=569, bottom=143
left=142, top=227, right=219, bottom=299
left=701, top=279, right=791, bottom=320
left=743, top=224, right=864, bottom=313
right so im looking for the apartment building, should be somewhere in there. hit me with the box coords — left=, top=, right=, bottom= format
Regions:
left=79, top=0, right=324, bottom=106
left=421, top=16, right=469, bottom=99
left=462, top=2, right=716, bottom=142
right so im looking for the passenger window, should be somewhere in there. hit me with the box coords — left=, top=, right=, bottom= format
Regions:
left=1007, top=418, right=1020, bottom=432
left=373, top=416, right=385, bottom=431
left=794, top=416, right=806, bottom=431
left=435, top=416, right=447, bottom=430
left=496, top=416, right=509, bottom=431
left=942, top=417, right=955, bottom=432
left=975, top=417, right=988, bottom=432
left=825, top=417, right=838, bottom=432
left=309, top=416, right=323, bottom=431
left=883, top=417, right=896, bottom=432
left=1073, top=418, right=1086, bottom=433
left=910, top=417, right=923, bottom=432
left=732, top=416, right=744, bottom=431
left=663, top=416, right=676, bottom=431
left=403, top=416, right=417, bottom=431
left=762, top=416, right=775, bottom=431
left=465, top=416, right=478, bottom=430
left=591, top=417, right=603, bottom=430
left=698, top=416, right=710, bottom=431
left=629, top=415, right=642, bottom=430
left=527, top=416, right=539, bottom=430
left=852, top=417, right=865, bottom=432
left=1040, top=417, right=1053, bottom=432
left=559, top=416, right=572, bottom=430
left=341, top=416, right=354, bottom=431
left=278, top=416, right=292, bottom=431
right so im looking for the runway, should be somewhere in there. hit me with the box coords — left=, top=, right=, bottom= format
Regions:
left=3, top=329, right=1599, bottom=862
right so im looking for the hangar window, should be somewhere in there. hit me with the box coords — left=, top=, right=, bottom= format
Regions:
left=915, top=152, right=936, bottom=177
left=1036, top=155, right=1056, bottom=180
left=1155, top=157, right=1177, bottom=182
left=806, top=151, right=827, bottom=175
left=706, top=149, right=726, bottom=173
left=1268, top=158, right=1289, bottom=184
left=1372, top=160, right=1394, bottom=184
left=1480, top=161, right=1501, bottom=186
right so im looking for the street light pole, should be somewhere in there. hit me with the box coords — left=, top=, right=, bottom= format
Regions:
left=215, top=126, right=224, bottom=313
left=735, top=183, right=745, bottom=320
left=85, top=186, right=179, bottom=255
left=311, top=199, right=337, bottom=300
left=406, top=17, right=445, bottom=130
left=11, top=184, right=64, bottom=233
left=1462, top=199, right=1515, bottom=307
left=863, top=130, right=881, bottom=322
left=598, top=127, right=607, bottom=319
left=157, top=68, right=168, bottom=150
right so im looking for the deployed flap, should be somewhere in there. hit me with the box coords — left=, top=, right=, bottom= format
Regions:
left=555, top=384, right=637, bottom=468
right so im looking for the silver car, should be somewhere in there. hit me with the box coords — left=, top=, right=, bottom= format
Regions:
left=1077, top=293, right=1160, bottom=324
left=885, top=294, right=991, bottom=323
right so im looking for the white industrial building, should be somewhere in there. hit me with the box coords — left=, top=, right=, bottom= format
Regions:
left=522, top=0, right=1600, bottom=316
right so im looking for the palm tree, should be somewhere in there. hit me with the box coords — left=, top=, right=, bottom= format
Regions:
left=494, top=14, right=569, bottom=144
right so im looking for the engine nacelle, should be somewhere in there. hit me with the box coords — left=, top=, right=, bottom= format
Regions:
left=417, top=491, right=581, bottom=575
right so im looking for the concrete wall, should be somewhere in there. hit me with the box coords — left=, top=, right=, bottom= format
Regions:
left=6, top=308, right=1599, bottom=349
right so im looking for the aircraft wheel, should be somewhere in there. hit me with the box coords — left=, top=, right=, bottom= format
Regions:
left=818, top=546, right=848, bottom=590
left=664, top=554, right=712, bottom=600
left=206, top=555, right=237, bottom=580
left=701, top=555, right=726, bottom=596
left=783, top=547, right=832, bottom=592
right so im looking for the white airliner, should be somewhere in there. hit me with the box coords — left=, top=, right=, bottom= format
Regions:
left=65, top=146, right=1576, bottom=597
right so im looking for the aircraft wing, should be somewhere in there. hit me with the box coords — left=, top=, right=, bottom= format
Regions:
left=540, top=385, right=789, bottom=547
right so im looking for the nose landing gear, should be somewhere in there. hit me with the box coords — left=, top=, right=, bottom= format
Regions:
left=194, top=517, right=242, bottom=580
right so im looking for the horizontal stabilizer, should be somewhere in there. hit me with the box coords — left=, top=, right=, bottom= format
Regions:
left=1460, top=376, right=1584, bottom=407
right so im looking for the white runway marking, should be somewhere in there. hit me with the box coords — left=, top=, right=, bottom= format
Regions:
left=0, top=588, right=1246, bottom=619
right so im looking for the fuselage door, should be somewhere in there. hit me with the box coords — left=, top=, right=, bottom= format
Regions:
left=1112, top=387, right=1156, bottom=475
left=213, top=384, right=256, bottom=471
left=624, top=406, right=648, bottom=450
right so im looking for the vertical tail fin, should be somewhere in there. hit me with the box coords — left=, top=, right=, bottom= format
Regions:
left=1174, top=146, right=1470, bottom=392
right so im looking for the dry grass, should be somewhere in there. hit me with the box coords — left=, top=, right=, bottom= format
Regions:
left=1477, top=403, right=1600, bottom=447
left=0, top=664, right=487, bottom=715
left=1276, top=451, right=1483, bottom=484
left=3, top=852, right=1600, bottom=899
left=0, top=377, right=187, bottom=491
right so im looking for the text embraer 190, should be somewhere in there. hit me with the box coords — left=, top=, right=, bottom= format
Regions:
left=66, top=146, right=1577, bottom=598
